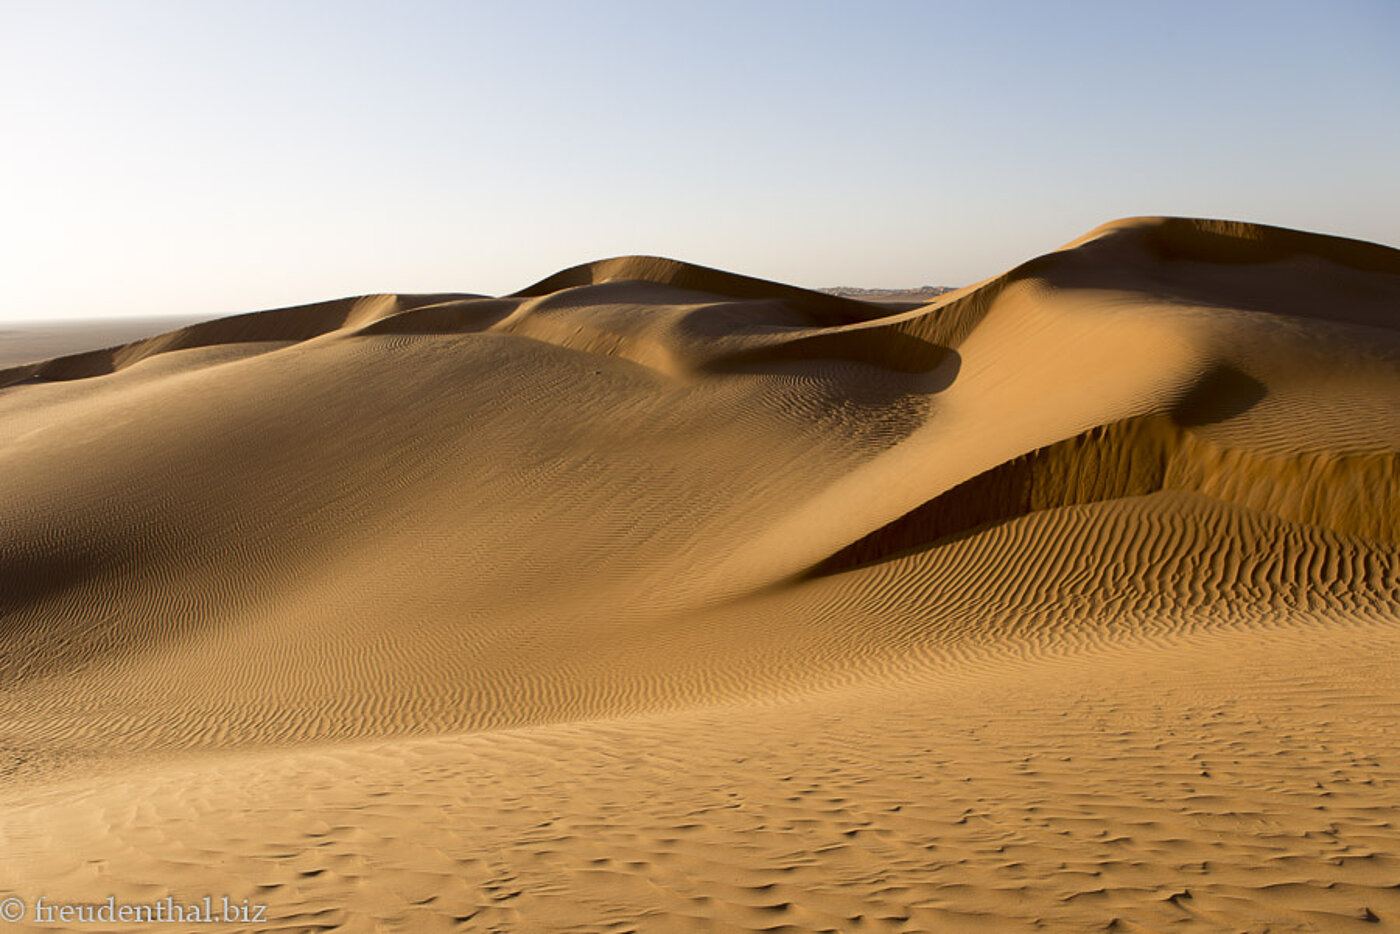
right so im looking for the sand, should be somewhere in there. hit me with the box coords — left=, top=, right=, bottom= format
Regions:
left=1, top=216, right=1398, bottom=932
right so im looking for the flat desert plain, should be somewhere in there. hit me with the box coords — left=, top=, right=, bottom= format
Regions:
left=2, top=217, right=1399, bottom=933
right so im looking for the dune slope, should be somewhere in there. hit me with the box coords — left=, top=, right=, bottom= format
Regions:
left=2, top=217, right=1399, bottom=932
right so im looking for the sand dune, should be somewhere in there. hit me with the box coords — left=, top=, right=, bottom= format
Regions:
left=2, top=217, right=1398, bottom=931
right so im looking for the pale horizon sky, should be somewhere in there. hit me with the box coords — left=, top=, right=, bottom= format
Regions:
left=2, top=0, right=1398, bottom=322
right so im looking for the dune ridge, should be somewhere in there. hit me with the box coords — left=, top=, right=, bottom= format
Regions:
left=2, top=217, right=1399, bottom=931
left=814, top=414, right=1399, bottom=577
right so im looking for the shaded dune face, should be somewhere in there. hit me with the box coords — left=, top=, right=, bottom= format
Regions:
left=813, top=413, right=1399, bottom=577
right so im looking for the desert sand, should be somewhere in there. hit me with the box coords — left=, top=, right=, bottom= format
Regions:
left=1, top=217, right=1398, bottom=932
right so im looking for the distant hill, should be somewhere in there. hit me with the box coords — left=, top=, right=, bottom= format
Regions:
left=820, top=285, right=954, bottom=303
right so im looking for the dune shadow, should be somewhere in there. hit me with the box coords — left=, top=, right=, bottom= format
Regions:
left=0, top=544, right=111, bottom=668
left=804, top=418, right=1183, bottom=579
left=701, top=329, right=959, bottom=390
left=1170, top=364, right=1268, bottom=428
left=802, top=363, right=1275, bottom=580
left=355, top=297, right=520, bottom=336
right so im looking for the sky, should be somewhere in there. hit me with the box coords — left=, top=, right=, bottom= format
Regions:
left=2, top=0, right=1397, bottom=322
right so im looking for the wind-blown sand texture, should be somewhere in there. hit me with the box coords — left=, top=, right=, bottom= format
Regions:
left=2, top=217, right=1398, bottom=932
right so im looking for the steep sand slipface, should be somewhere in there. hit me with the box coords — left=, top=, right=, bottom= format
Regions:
left=1, top=217, right=1398, bottom=931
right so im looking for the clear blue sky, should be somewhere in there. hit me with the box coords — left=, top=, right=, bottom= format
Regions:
left=2, top=0, right=1397, bottom=321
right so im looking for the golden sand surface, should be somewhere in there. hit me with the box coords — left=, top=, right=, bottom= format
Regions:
left=1, top=218, right=1398, bottom=932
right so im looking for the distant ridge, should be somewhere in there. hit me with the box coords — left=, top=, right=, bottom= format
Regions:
left=820, top=285, right=954, bottom=303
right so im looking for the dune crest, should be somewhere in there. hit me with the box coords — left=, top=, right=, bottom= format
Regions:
left=2, top=217, right=1399, bottom=931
